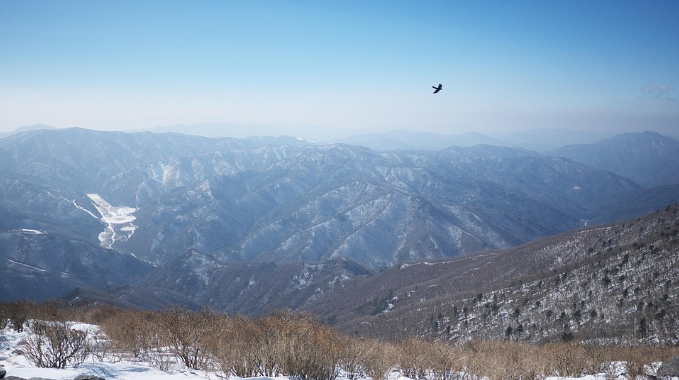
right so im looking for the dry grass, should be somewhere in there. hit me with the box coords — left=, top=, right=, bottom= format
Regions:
left=3, top=302, right=679, bottom=379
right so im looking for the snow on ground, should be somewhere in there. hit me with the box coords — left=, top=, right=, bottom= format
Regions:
left=1, top=324, right=208, bottom=380
left=87, top=194, right=137, bottom=249
left=0, top=324, right=670, bottom=380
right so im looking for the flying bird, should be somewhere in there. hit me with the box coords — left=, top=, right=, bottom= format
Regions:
left=432, top=84, right=442, bottom=94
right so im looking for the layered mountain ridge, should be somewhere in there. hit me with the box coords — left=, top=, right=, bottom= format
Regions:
left=1, top=128, right=679, bottom=307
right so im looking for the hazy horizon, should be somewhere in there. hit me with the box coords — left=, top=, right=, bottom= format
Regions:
left=1, top=1, right=677, bottom=138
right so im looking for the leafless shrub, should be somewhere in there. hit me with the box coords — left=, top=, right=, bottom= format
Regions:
left=0, top=310, right=8, bottom=330
left=99, top=309, right=164, bottom=363
left=89, top=330, right=116, bottom=362
left=399, top=340, right=465, bottom=380
left=22, top=320, right=90, bottom=368
left=618, top=346, right=678, bottom=380
left=205, top=315, right=245, bottom=379
left=207, top=311, right=343, bottom=380
left=463, top=340, right=546, bottom=380
left=157, top=307, right=219, bottom=371
left=398, top=338, right=431, bottom=380
left=542, top=341, right=591, bottom=378
left=582, top=343, right=616, bottom=376
left=336, top=335, right=369, bottom=380
left=5, top=299, right=34, bottom=332
left=211, top=313, right=278, bottom=377
left=359, top=338, right=396, bottom=380
left=84, top=305, right=120, bottom=325
left=247, top=314, right=282, bottom=377
left=32, top=300, right=73, bottom=322
left=427, top=341, right=465, bottom=380
left=259, top=311, right=342, bottom=380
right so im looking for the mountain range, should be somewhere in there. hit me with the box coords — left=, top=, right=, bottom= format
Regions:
left=1, top=127, right=679, bottom=343
left=60, top=199, right=679, bottom=345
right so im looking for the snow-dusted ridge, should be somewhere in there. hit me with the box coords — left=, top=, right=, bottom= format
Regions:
left=87, top=194, right=137, bottom=249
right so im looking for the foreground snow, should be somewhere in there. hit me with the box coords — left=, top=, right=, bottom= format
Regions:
left=2, top=325, right=204, bottom=380
left=0, top=324, right=669, bottom=380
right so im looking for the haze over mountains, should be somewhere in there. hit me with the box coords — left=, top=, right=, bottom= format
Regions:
left=0, top=123, right=631, bottom=152
left=1, top=126, right=678, bottom=343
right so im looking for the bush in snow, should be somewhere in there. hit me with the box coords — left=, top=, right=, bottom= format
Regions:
left=208, top=310, right=342, bottom=380
left=3, top=299, right=34, bottom=332
left=99, top=309, right=173, bottom=370
left=158, top=307, right=218, bottom=371
left=22, top=320, right=90, bottom=369
left=350, top=338, right=395, bottom=380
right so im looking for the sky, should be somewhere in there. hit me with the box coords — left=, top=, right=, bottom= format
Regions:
left=1, top=0, right=678, bottom=138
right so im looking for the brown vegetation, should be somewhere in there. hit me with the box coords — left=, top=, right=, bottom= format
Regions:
left=3, top=302, right=679, bottom=379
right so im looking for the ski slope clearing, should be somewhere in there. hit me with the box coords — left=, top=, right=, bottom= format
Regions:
left=87, top=194, right=137, bottom=249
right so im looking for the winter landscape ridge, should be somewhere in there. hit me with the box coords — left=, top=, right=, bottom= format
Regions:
left=2, top=127, right=678, bottom=271
left=1, top=126, right=679, bottom=380
left=3, top=0, right=679, bottom=378
left=1, top=127, right=679, bottom=321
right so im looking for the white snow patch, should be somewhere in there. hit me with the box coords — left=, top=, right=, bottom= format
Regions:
left=19, top=229, right=44, bottom=235
left=3, top=258, right=48, bottom=272
left=399, top=261, right=441, bottom=269
left=87, top=194, right=137, bottom=249
left=68, top=198, right=100, bottom=219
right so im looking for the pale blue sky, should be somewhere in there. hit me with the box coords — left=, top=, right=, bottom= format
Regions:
left=1, top=0, right=677, bottom=137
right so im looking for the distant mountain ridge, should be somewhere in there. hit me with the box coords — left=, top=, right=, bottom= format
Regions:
left=337, top=130, right=504, bottom=150
left=549, top=131, right=679, bottom=188
left=0, top=123, right=633, bottom=151
left=339, top=128, right=615, bottom=152
left=495, top=128, right=611, bottom=152
left=0, top=124, right=57, bottom=139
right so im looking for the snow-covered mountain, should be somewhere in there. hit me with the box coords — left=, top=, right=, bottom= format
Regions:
left=1, top=128, right=679, bottom=307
